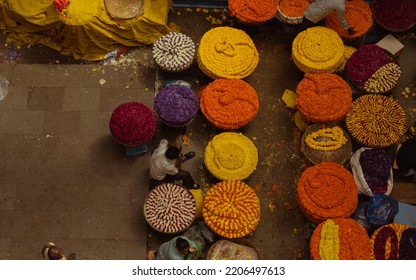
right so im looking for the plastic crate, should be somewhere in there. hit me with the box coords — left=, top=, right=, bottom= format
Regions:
left=124, top=144, right=148, bottom=156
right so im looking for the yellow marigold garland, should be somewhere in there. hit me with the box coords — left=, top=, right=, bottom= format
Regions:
left=197, top=27, right=259, bottom=79
left=292, top=26, right=344, bottom=73
left=335, top=45, right=356, bottom=74
left=319, top=219, right=340, bottom=260
left=204, top=132, right=258, bottom=180
left=203, top=180, right=261, bottom=238
left=305, top=127, right=347, bottom=151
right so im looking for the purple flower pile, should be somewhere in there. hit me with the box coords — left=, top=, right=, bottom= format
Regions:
left=347, top=44, right=393, bottom=87
left=154, top=85, right=199, bottom=126
left=373, top=0, right=416, bottom=31
left=109, top=102, right=157, bottom=146
left=359, top=149, right=392, bottom=194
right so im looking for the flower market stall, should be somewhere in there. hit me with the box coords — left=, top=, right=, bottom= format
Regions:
left=228, top=0, right=278, bottom=25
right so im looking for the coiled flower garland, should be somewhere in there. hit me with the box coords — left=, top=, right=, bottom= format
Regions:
left=228, top=0, right=278, bottom=24
left=305, top=126, right=347, bottom=151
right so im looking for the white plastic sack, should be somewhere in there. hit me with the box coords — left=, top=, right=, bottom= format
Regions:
left=350, top=147, right=393, bottom=197
left=0, top=76, right=9, bottom=101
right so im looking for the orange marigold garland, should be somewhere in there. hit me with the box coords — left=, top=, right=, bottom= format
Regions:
left=200, top=79, right=260, bottom=130
left=228, top=0, right=278, bottom=24
left=203, top=180, right=261, bottom=239
left=279, top=0, right=310, bottom=17
left=310, top=218, right=372, bottom=260
left=325, top=0, right=373, bottom=39
left=297, top=162, right=358, bottom=224
left=296, top=73, right=352, bottom=123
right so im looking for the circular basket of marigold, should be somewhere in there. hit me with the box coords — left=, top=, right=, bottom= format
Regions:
left=296, top=73, right=352, bottom=123
left=228, top=0, right=278, bottom=25
left=200, top=79, right=259, bottom=130
left=275, top=0, right=311, bottom=25
left=203, top=180, right=261, bottom=239
left=325, top=0, right=373, bottom=41
left=204, top=132, right=258, bottom=180
left=297, top=162, right=358, bottom=224
left=371, top=223, right=416, bottom=260
left=345, top=94, right=407, bottom=148
left=373, top=0, right=416, bottom=33
left=109, top=102, right=157, bottom=146
left=335, top=45, right=356, bottom=74
left=197, top=27, right=259, bottom=79
left=154, top=85, right=199, bottom=127
left=310, top=218, right=372, bottom=260
left=292, top=26, right=344, bottom=74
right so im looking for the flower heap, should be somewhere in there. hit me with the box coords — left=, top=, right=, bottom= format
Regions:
left=310, top=218, right=372, bottom=260
left=297, top=162, right=358, bottom=224
left=144, top=183, right=196, bottom=234
left=305, top=126, right=347, bottom=151
left=204, top=132, right=258, bottom=180
left=203, top=180, right=261, bottom=238
left=200, top=79, right=259, bottom=130
left=296, top=73, right=352, bottom=123
left=275, top=0, right=311, bottom=24
left=373, top=0, right=416, bottom=32
left=228, top=0, right=278, bottom=24
left=371, top=224, right=416, bottom=260
left=152, top=32, right=196, bottom=72
left=109, top=102, right=157, bottom=146
left=346, top=44, right=395, bottom=88
left=292, top=26, right=344, bottom=73
left=154, top=85, right=199, bottom=127
left=345, top=94, right=407, bottom=148
left=197, top=27, right=259, bottom=79
left=335, top=45, right=356, bottom=74
left=325, top=0, right=373, bottom=39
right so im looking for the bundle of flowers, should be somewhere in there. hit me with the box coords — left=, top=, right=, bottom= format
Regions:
left=203, top=180, right=260, bottom=238
left=152, top=32, right=196, bottom=72
left=228, top=0, right=278, bottom=24
left=154, top=85, right=199, bottom=127
left=346, top=44, right=393, bottom=87
left=109, top=102, right=157, bottom=146
left=297, top=162, right=358, bottom=224
left=363, top=63, right=401, bottom=94
left=371, top=223, right=416, bottom=260
left=144, top=183, right=196, bottom=234
left=359, top=149, right=392, bottom=194
left=345, top=94, right=406, bottom=148
left=310, top=218, right=372, bottom=260
left=335, top=46, right=356, bottom=74
left=200, top=79, right=259, bottom=130
left=204, top=132, right=258, bottom=180
left=292, top=27, right=344, bottom=73
left=197, top=27, right=259, bottom=79
left=373, top=0, right=416, bottom=32
left=305, top=126, right=348, bottom=151
left=296, top=73, right=352, bottom=123
left=325, top=0, right=373, bottom=39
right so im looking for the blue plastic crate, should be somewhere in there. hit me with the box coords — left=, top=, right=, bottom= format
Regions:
left=124, top=144, right=148, bottom=157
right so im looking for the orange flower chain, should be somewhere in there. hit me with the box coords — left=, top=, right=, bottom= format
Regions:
left=325, top=0, right=373, bottom=39
left=296, top=73, right=352, bottom=123
left=279, top=0, right=311, bottom=17
left=310, top=218, right=372, bottom=260
left=200, top=79, right=259, bottom=130
left=297, top=162, right=358, bottom=224
left=203, top=180, right=261, bottom=239
left=228, top=0, right=278, bottom=24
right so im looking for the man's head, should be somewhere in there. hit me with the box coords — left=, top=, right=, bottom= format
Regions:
left=48, top=246, right=64, bottom=260
left=165, top=145, right=181, bottom=160
left=176, top=237, right=190, bottom=255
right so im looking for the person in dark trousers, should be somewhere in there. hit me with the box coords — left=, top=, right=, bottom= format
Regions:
left=149, top=139, right=199, bottom=189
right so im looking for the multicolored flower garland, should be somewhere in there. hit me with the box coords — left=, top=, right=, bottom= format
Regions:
left=310, top=218, right=372, bottom=260
left=204, top=132, right=258, bottom=180
left=371, top=223, right=416, bottom=260
left=109, top=102, right=157, bottom=146
left=297, top=162, right=358, bottom=224
left=200, top=79, right=259, bottom=130
left=373, top=0, right=416, bottom=32
left=292, top=26, right=344, bottom=73
left=325, top=0, right=373, bottom=39
left=345, top=94, right=407, bottom=148
left=228, top=0, right=278, bottom=24
left=203, top=180, right=261, bottom=238
left=197, top=27, right=259, bottom=79
left=296, top=73, right=352, bottom=123
left=154, top=85, right=199, bottom=127
left=305, top=126, right=347, bottom=151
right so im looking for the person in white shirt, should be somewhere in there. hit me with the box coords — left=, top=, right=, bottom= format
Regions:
left=149, top=139, right=199, bottom=189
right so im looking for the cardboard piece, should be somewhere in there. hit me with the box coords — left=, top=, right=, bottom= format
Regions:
left=376, top=34, right=404, bottom=57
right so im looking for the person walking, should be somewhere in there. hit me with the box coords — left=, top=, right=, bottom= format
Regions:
left=41, top=242, right=76, bottom=260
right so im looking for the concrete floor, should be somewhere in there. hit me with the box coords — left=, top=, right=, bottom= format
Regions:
left=0, top=7, right=415, bottom=260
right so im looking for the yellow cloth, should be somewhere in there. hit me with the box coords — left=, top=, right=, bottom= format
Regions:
left=0, top=0, right=174, bottom=60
